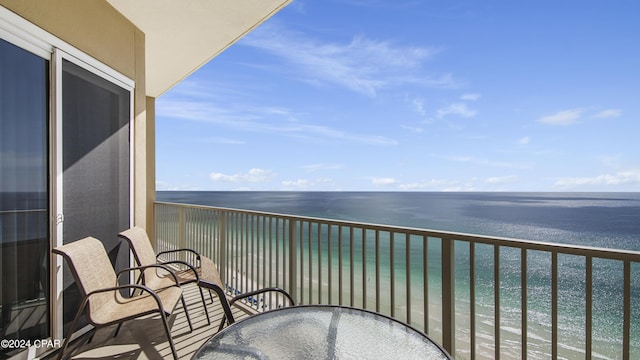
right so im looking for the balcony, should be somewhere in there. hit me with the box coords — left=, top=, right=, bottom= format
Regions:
left=53, top=201, right=640, bottom=359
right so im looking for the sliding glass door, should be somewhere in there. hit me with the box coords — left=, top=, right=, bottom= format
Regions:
left=1, top=22, right=133, bottom=354
left=59, top=57, right=132, bottom=334
left=0, top=38, right=49, bottom=354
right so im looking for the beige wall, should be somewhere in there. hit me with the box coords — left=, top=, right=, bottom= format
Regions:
left=1, top=0, right=137, bottom=79
left=145, top=96, right=156, bottom=237
left=0, top=0, right=154, bottom=230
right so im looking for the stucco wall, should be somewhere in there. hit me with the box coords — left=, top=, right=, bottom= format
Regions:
left=1, top=0, right=137, bottom=78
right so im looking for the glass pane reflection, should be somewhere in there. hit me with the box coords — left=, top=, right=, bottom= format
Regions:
left=0, top=38, right=50, bottom=356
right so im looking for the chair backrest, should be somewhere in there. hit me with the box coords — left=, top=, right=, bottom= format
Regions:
left=199, top=255, right=224, bottom=289
left=119, top=226, right=157, bottom=267
left=52, top=237, right=118, bottom=313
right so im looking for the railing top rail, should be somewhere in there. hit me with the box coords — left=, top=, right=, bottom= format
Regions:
left=155, top=201, right=640, bottom=261
left=0, top=209, right=47, bottom=214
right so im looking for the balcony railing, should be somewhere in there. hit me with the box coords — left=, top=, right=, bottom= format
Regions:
left=154, top=201, right=640, bottom=359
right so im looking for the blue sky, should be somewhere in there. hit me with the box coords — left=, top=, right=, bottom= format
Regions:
left=156, top=0, right=640, bottom=192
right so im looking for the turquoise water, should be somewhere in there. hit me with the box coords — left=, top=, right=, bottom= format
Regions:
left=158, top=191, right=640, bottom=359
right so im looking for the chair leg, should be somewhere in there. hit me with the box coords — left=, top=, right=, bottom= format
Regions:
left=57, top=300, right=88, bottom=360
left=218, top=317, right=226, bottom=332
left=211, top=288, right=234, bottom=332
left=87, top=328, right=96, bottom=343
left=161, top=313, right=179, bottom=360
left=198, top=281, right=234, bottom=331
left=197, top=286, right=211, bottom=325
left=180, top=295, right=194, bottom=332
left=217, top=299, right=235, bottom=332
left=113, top=322, right=124, bottom=337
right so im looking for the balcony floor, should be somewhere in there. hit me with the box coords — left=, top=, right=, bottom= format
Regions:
left=43, top=283, right=252, bottom=359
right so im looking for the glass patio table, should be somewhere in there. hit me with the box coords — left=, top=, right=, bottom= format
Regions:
left=192, top=305, right=451, bottom=359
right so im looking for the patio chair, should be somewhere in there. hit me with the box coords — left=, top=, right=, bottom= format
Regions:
left=197, top=255, right=296, bottom=331
left=118, top=226, right=211, bottom=325
left=52, top=237, right=191, bottom=360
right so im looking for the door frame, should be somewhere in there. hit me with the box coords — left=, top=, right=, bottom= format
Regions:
left=52, top=47, right=135, bottom=343
left=0, top=6, right=135, bottom=355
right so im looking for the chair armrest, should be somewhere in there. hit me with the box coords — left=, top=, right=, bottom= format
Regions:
left=157, top=249, right=201, bottom=270
left=117, top=264, right=180, bottom=286
left=158, top=260, right=199, bottom=279
left=230, top=287, right=295, bottom=307
left=157, top=248, right=200, bottom=260
left=198, top=279, right=224, bottom=292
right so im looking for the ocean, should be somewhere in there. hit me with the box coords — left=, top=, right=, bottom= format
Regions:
left=157, top=191, right=640, bottom=359
left=157, top=191, right=640, bottom=251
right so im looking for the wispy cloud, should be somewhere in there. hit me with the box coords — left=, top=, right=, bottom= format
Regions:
left=241, top=22, right=453, bottom=96
left=411, top=97, right=426, bottom=116
left=445, top=155, right=533, bottom=169
left=210, top=168, right=274, bottom=183
left=156, top=181, right=202, bottom=191
left=281, top=178, right=311, bottom=189
left=371, top=177, right=397, bottom=185
left=399, top=178, right=474, bottom=191
left=538, top=108, right=621, bottom=125
left=485, top=175, right=518, bottom=184
left=436, top=103, right=477, bottom=118
left=400, top=124, right=424, bottom=133
left=538, top=109, right=583, bottom=125
left=518, top=136, right=531, bottom=145
left=290, top=123, right=398, bottom=145
left=202, top=137, right=246, bottom=145
left=554, top=169, right=640, bottom=189
left=281, top=177, right=337, bottom=190
left=461, top=93, right=481, bottom=101
left=592, top=108, right=622, bottom=119
left=158, top=81, right=397, bottom=146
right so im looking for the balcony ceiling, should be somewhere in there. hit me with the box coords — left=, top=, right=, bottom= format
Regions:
left=107, top=0, right=291, bottom=97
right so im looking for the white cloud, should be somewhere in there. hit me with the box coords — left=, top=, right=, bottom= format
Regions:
left=156, top=181, right=202, bottom=191
left=538, top=109, right=582, bottom=125
left=398, top=178, right=462, bottom=190
left=372, top=177, right=397, bottom=185
left=436, top=103, right=477, bottom=118
left=281, top=179, right=310, bottom=189
left=554, top=169, right=640, bottom=189
left=241, top=22, right=452, bottom=96
left=461, top=93, right=481, bottom=101
left=412, top=97, right=426, bottom=116
left=281, top=177, right=337, bottom=190
left=592, top=109, right=622, bottom=119
left=518, top=136, right=531, bottom=145
left=400, top=124, right=424, bottom=133
left=210, top=168, right=273, bottom=183
left=485, top=175, right=518, bottom=184
left=293, top=124, right=398, bottom=145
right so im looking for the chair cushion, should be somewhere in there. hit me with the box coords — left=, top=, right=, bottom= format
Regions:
left=89, top=286, right=183, bottom=325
